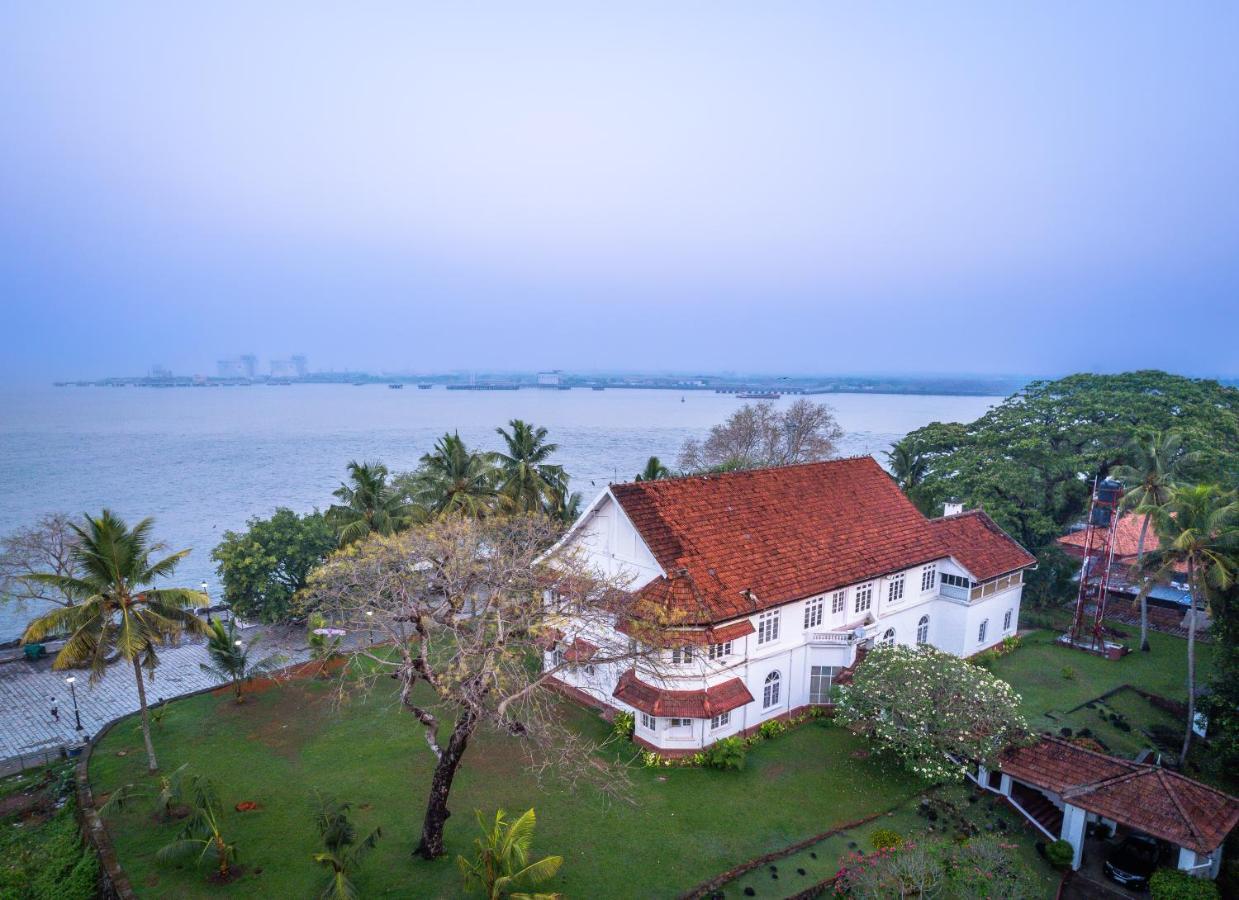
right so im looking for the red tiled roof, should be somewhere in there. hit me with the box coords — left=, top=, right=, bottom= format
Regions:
left=1057, top=513, right=1159, bottom=560
left=929, top=511, right=1037, bottom=581
left=562, top=637, right=598, bottom=663
left=609, top=457, right=1033, bottom=625
left=612, top=669, right=754, bottom=718
left=615, top=618, right=755, bottom=647
left=999, top=737, right=1239, bottom=854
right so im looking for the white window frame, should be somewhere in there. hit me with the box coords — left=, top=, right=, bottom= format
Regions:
left=921, top=564, right=937, bottom=592
left=880, top=627, right=895, bottom=646
left=762, top=670, right=781, bottom=709
left=831, top=590, right=846, bottom=615
left=916, top=615, right=929, bottom=645
left=668, top=717, right=692, bottom=729
left=551, top=647, right=565, bottom=668
left=1003, top=609, right=1013, bottom=632
left=978, top=619, right=988, bottom=643
left=707, top=641, right=732, bottom=660
left=640, top=711, right=655, bottom=730
left=671, top=645, right=694, bottom=665
left=887, top=573, right=905, bottom=604
left=804, top=596, right=824, bottom=630
left=757, top=610, right=780, bottom=645
left=854, top=583, right=873, bottom=614
left=809, top=665, right=841, bottom=704
left=710, top=711, right=730, bottom=730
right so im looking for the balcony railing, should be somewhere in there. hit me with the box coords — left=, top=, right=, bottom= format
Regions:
left=940, top=583, right=970, bottom=601
left=808, top=630, right=854, bottom=646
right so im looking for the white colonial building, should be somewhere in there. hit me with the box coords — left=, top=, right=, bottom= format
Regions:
left=544, top=457, right=1036, bottom=754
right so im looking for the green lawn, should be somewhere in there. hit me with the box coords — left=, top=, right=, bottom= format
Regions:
left=90, top=679, right=921, bottom=899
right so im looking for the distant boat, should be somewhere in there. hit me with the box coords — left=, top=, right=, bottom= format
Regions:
left=592, top=386, right=605, bottom=391
left=737, top=392, right=780, bottom=400
left=417, top=383, right=433, bottom=390
left=353, top=381, right=367, bottom=386
left=388, top=383, right=404, bottom=390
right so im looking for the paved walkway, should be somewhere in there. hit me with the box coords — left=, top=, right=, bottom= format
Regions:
left=0, top=624, right=311, bottom=773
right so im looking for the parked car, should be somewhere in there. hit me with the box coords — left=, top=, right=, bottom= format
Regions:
left=1104, top=833, right=1160, bottom=889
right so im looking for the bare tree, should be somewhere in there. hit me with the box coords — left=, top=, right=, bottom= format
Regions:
left=677, top=399, right=843, bottom=472
left=0, top=513, right=82, bottom=608
left=300, top=515, right=661, bottom=860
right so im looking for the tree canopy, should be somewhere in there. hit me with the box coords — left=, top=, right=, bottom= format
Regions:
left=677, top=399, right=842, bottom=472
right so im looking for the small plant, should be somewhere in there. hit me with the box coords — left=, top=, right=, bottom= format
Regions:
left=869, top=828, right=904, bottom=851
left=702, top=737, right=747, bottom=771
left=155, top=776, right=238, bottom=881
left=1061, top=666, right=1076, bottom=680
left=457, top=808, right=562, bottom=899
left=1045, top=839, right=1075, bottom=869
left=1149, top=867, right=1221, bottom=899
left=758, top=719, right=787, bottom=740
left=99, top=762, right=192, bottom=823
left=312, top=793, right=382, bottom=900
left=199, top=618, right=286, bottom=703
left=611, top=711, right=634, bottom=740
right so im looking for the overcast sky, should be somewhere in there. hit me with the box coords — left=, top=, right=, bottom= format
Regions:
left=2, top=3, right=1237, bottom=381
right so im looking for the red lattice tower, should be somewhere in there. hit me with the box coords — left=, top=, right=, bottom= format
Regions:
left=1069, top=477, right=1125, bottom=650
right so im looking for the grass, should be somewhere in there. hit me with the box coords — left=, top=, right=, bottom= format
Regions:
left=0, top=763, right=99, bottom=899
left=90, top=678, right=922, bottom=899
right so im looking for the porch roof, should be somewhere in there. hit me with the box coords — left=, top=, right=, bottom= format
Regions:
left=612, top=669, right=754, bottom=718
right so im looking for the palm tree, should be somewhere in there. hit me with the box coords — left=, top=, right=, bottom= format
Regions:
left=312, top=793, right=383, bottom=900
left=548, top=488, right=582, bottom=528
left=198, top=618, right=286, bottom=703
left=410, top=433, right=499, bottom=518
left=156, top=776, right=237, bottom=881
left=1135, top=484, right=1238, bottom=765
left=885, top=441, right=927, bottom=492
left=1112, top=430, right=1198, bottom=651
left=457, top=808, right=563, bottom=900
left=494, top=420, right=566, bottom=514
left=634, top=456, right=672, bottom=482
left=328, top=461, right=411, bottom=545
left=21, top=511, right=207, bottom=773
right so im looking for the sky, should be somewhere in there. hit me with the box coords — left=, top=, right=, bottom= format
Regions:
left=2, top=2, right=1237, bottom=382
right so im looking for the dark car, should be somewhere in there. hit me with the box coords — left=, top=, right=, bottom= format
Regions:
left=1104, top=833, right=1161, bottom=889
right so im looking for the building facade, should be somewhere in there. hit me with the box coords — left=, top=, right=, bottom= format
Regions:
left=544, top=457, right=1035, bottom=754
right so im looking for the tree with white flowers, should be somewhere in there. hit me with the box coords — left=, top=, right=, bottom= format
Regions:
left=836, top=645, right=1030, bottom=782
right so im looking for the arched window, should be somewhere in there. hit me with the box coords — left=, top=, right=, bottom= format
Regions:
left=978, top=619, right=988, bottom=643
left=880, top=628, right=895, bottom=646
left=763, top=670, right=781, bottom=708
left=916, top=615, right=929, bottom=645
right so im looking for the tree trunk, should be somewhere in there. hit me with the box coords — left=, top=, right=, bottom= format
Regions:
left=415, top=710, right=478, bottom=859
left=1179, top=561, right=1197, bottom=768
left=133, top=657, right=158, bottom=773
left=1136, top=513, right=1151, bottom=652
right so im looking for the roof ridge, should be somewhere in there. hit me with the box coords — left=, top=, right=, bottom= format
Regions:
left=610, top=455, right=881, bottom=490
left=1062, top=766, right=1146, bottom=799
left=1155, top=768, right=1207, bottom=849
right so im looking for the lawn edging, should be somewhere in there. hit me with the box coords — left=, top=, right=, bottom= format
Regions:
left=676, top=808, right=891, bottom=900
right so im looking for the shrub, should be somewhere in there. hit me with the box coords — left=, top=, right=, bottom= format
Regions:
left=611, top=711, right=634, bottom=739
left=758, top=719, right=787, bottom=740
left=1045, top=839, right=1075, bottom=869
left=870, top=828, right=904, bottom=851
left=1061, top=666, right=1076, bottom=680
left=1150, top=868, right=1221, bottom=899
left=702, top=737, right=747, bottom=771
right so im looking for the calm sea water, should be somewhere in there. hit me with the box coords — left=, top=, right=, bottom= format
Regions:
left=0, top=385, right=999, bottom=640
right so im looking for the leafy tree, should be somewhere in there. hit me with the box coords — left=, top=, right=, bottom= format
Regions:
left=403, top=433, right=499, bottom=519
left=301, top=516, right=658, bottom=860
left=1111, top=430, right=1199, bottom=651
left=677, top=399, right=842, bottom=472
left=547, top=488, right=582, bottom=528
left=211, top=508, right=336, bottom=622
left=312, top=794, right=382, bottom=900
left=1202, top=580, right=1239, bottom=776
left=634, top=457, right=672, bottom=482
left=885, top=443, right=927, bottom=492
left=494, top=420, right=566, bottom=515
left=457, top=808, right=563, bottom=900
left=1135, top=484, right=1238, bottom=765
left=155, top=776, right=237, bottom=881
left=328, top=461, right=413, bottom=545
left=836, top=645, right=1030, bottom=782
left=21, top=511, right=207, bottom=773
left=0, top=513, right=82, bottom=609
left=198, top=618, right=286, bottom=703
left=895, top=372, right=1239, bottom=554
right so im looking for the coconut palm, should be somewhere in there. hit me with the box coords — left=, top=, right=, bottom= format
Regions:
left=634, top=456, right=672, bottom=482
left=410, top=433, right=499, bottom=519
left=312, top=793, right=383, bottom=900
left=549, top=488, right=582, bottom=528
left=494, top=420, right=566, bottom=514
left=885, top=441, right=927, bottom=492
left=457, top=808, right=563, bottom=900
left=1112, top=430, right=1199, bottom=651
left=156, top=776, right=237, bottom=881
left=328, top=461, right=411, bottom=545
left=198, top=618, right=286, bottom=703
left=21, top=510, right=207, bottom=773
left=1135, top=484, right=1238, bottom=765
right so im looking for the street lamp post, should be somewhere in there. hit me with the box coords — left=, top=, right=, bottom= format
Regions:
left=201, top=581, right=211, bottom=624
left=365, top=609, right=374, bottom=643
left=65, top=676, right=83, bottom=732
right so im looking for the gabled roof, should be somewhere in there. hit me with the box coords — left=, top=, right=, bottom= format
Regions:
left=929, top=510, right=1037, bottom=582
left=612, top=669, right=754, bottom=718
left=607, top=457, right=1033, bottom=625
left=999, top=737, right=1239, bottom=854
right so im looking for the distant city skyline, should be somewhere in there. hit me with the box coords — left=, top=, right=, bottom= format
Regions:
left=2, top=3, right=1237, bottom=382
